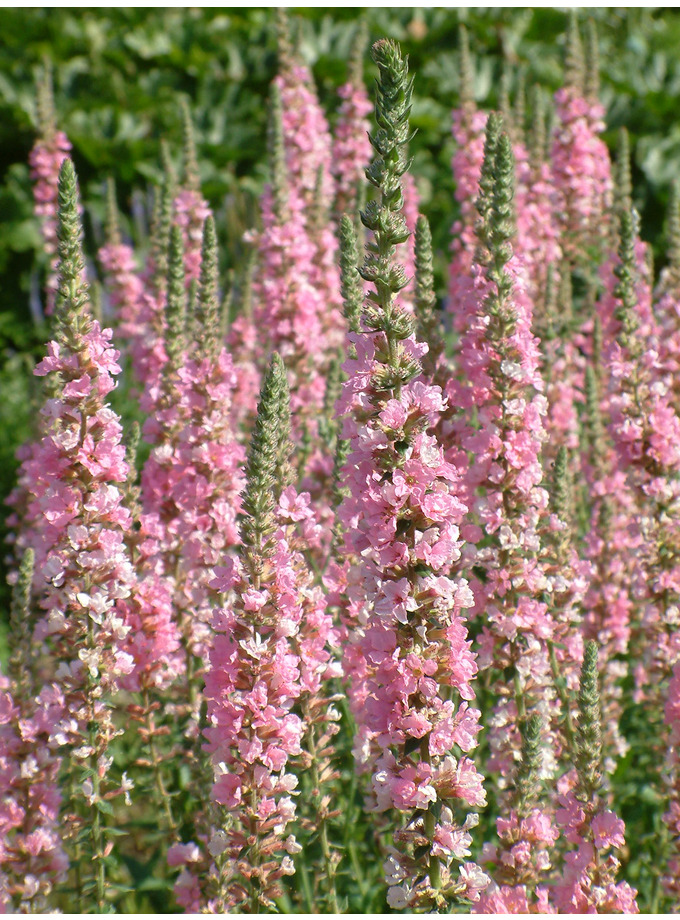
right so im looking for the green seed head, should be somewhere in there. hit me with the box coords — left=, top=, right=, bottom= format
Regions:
left=576, top=640, right=602, bottom=800
left=564, top=10, right=585, bottom=94
left=180, top=98, right=200, bottom=192
left=339, top=214, right=364, bottom=335
left=54, top=159, right=91, bottom=346
left=514, top=714, right=544, bottom=818
left=163, top=224, right=187, bottom=381
left=196, top=216, right=220, bottom=357
left=241, top=353, right=294, bottom=582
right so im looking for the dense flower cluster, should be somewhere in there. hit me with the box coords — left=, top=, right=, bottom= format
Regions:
left=7, top=14, right=680, bottom=916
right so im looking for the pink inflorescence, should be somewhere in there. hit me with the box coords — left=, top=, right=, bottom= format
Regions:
left=29, top=130, right=72, bottom=314
left=203, top=492, right=313, bottom=911
left=338, top=338, right=488, bottom=908
left=98, top=240, right=146, bottom=342
left=140, top=347, right=245, bottom=667
left=551, top=86, right=613, bottom=265
left=0, top=677, right=68, bottom=913
left=333, top=78, right=373, bottom=218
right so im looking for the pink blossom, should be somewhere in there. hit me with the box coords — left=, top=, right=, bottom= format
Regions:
left=29, top=129, right=72, bottom=314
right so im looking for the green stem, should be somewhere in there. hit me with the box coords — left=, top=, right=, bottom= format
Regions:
left=86, top=616, right=106, bottom=913
left=547, top=639, right=577, bottom=753
left=142, top=688, right=177, bottom=836
left=420, top=738, right=442, bottom=893
left=304, top=712, right=339, bottom=912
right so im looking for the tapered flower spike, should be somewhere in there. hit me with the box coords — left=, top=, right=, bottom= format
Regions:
left=550, top=446, right=574, bottom=555
left=98, top=176, right=148, bottom=355
left=203, top=350, right=327, bottom=912
left=268, top=83, right=290, bottom=224
left=515, top=715, right=544, bottom=818
left=613, top=208, right=641, bottom=352
left=474, top=111, right=503, bottom=255
left=414, top=214, right=436, bottom=319
left=149, top=176, right=175, bottom=298
left=36, top=56, right=57, bottom=138
left=333, top=19, right=373, bottom=220
left=180, top=98, right=200, bottom=192
left=105, top=176, right=121, bottom=247
left=27, top=156, right=137, bottom=912
left=447, top=33, right=488, bottom=335
left=584, top=19, right=600, bottom=103
left=564, top=10, right=585, bottom=93
left=576, top=641, right=601, bottom=796
left=275, top=6, right=294, bottom=71
left=476, top=714, right=557, bottom=912
left=338, top=37, right=488, bottom=912
left=173, top=103, right=210, bottom=285
left=551, top=15, right=613, bottom=272
left=485, top=132, right=517, bottom=315
left=163, top=223, right=187, bottom=383
left=584, top=363, right=606, bottom=463
left=348, top=15, right=368, bottom=87
left=499, top=65, right=512, bottom=131
left=30, top=59, right=72, bottom=315
left=458, top=24, right=475, bottom=107
left=553, top=641, right=638, bottom=912
left=414, top=214, right=444, bottom=377
left=240, top=352, right=292, bottom=581
left=160, top=138, right=178, bottom=188
left=446, top=106, right=566, bottom=793
left=339, top=214, right=363, bottom=335
left=54, top=159, right=88, bottom=341
left=195, top=215, right=220, bottom=356
left=123, top=420, right=141, bottom=505
left=614, top=128, right=633, bottom=217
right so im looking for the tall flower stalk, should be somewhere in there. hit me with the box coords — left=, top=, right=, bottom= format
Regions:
left=338, top=38, right=488, bottom=911
left=445, top=119, right=558, bottom=786
left=26, top=159, right=136, bottom=911
left=554, top=643, right=638, bottom=912
left=203, top=354, right=304, bottom=912
left=29, top=59, right=72, bottom=316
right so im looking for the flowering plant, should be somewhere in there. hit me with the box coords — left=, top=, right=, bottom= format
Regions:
left=2, top=11, right=680, bottom=915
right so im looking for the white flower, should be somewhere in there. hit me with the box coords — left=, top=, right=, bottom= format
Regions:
left=208, top=830, right=229, bottom=857
left=78, top=647, right=100, bottom=678
left=284, top=835, right=302, bottom=855
left=82, top=777, right=96, bottom=806
left=387, top=884, right=412, bottom=909
left=500, top=359, right=523, bottom=380
left=120, top=771, right=134, bottom=806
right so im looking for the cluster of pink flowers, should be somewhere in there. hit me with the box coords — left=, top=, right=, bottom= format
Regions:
left=29, top=77, right=72, bottom=317
left=551, top=85, right=613, bottom=267
left=554, top=776, right=639, bottom=913
left=97, top=193, right=145, bottom=347
left=0, top=678, right=68, bottom=912
left=332, top=77, right=373, bottom=218
left=11, top=17, right=680, bottom=916
left=202, top=484, right=333, bottom=911
left=140, top=343, right=244, bottom=668
left=338, top=359, right=489, bottom=908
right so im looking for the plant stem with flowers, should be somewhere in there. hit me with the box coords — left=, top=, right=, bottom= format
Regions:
left=338, top=38, right=488, bottom=912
